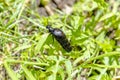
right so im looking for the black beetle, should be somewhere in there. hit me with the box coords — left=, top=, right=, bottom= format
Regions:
left=46, top=25, right=72, bottom=52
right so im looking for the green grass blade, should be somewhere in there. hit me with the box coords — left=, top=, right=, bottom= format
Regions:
left=3, top=61, right=19, bottom=80
left=35, top=33, right=49, bottom=54
left=65, top=60, right=72, bottom=80
left=21, top=65, right=36, bottom=80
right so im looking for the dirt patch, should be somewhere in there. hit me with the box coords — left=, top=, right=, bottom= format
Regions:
left=36, top=0, right=78, bottom=16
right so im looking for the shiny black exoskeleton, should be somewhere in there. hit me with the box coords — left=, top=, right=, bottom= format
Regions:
left=46, top=25, right=72, bottom=52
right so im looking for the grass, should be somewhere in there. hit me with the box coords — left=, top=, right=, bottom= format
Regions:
left=0, top=0, right=120, bottom=80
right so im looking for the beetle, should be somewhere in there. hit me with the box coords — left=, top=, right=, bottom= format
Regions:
left=46, top=25, right=72, bottom=52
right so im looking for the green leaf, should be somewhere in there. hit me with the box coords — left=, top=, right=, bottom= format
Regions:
left=14, top=44, right=31, bottom=52
left=21, top=65, right=36, bottom=80
left=35, top=33, right=49, bottom=54
left=99, top=13, right=115, bottom=22
left=58, top=66, right=65, bottom=80
left=4, top=61, right=19, bottom=80
left=64, top=60, right=72, bottom=80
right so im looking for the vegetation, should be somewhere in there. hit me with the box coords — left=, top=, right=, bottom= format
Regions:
left=0, top=0, right=120, bottom=80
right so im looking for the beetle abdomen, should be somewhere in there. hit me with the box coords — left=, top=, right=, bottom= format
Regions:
left=46, top=25, right=72, bottom=52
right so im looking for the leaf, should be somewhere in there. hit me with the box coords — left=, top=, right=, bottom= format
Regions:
left=21, top=65, right=36, bottom=80
left=35, top=33, right=49, bottom=54
left=14, top=44, right=31, bottom=52
left=99, top=13, right=115, bottom=22
left=4, top=61, right=19, bottom=80
left=58, top=67, right=65, bottom=80
left=64, top=60, right=72, bottom=80
left=47, top=74, right=55, bottom=80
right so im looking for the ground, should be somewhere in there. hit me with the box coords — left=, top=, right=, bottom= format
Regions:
left=0, top=0, right=120, bottom=80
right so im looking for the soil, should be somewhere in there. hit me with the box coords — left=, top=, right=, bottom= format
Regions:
left=36, top=0, right=78, bottom=16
